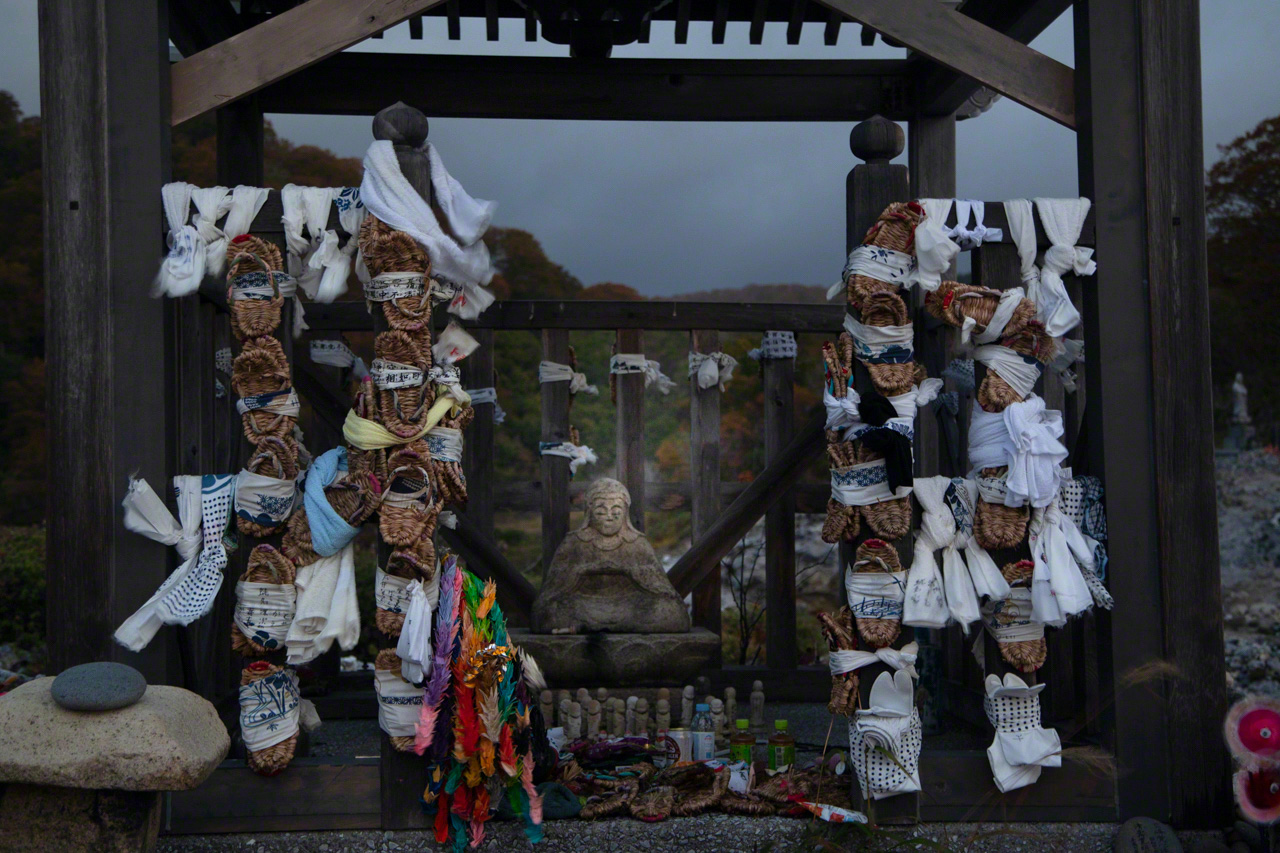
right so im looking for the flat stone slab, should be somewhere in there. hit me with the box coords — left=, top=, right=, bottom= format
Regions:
left=511, top=629, right=720, bottom=686
left=51, top=661, right=147, bottom=711
left=0, top=676, right=229, bottom=791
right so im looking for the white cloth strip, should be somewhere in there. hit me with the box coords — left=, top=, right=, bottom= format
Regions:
left=310, top=339, right=356, bottom=369
left=215, top=347, right=233, bottom=375
left=155, top=183, right=205, bottom=297
left=540, top=441, right=598, bottom=475
left=236, top=388, right=301, bottom=418
left=364, top=272, right=425, bottom=303
left=688, top=351, right=739, bottom=392
left=844, top=568, right=908, bottom=620
left=967, top=395, right=1068, bottom=508
left=831, top=460, right=913, bottom=507
left=1003, top=199, right=1040, bottom=289
left=375, top=568, right=414, bottom=614
left=114, top=474, right=235, bottom=651
left=426, top=427, right=464, bottom=463
left=432, top=321, right=479, bottom=366
left=984, top=673, right=1061, bottom=793
left=965, top=286, right=1025, bottom=345
left=424, top=275, right=497, bottom=320
left=1032, top=198, right=1093, bottom=337
left=610, top=354, right=675, bottom=395
left=949, top=478, right=1011, bottom=602
left=191, top=186, right=233, bottom=279
left=374, top=667, right=423, bottom=737
left=370, top=358, right=424, bottom=390
left=948, top=199, right=1003, bottom=250
left=228, top=270, right=298, bottom=301
left=748, top=330, right=797, bottom=360
left=908, top=476, right=965, bottom=629
left=235, top=470, right=299, bottom=527
left=829, top=642, right=919, bottom=678
left=239, top=668, right=301, bottom=753
left=286, top=543, right=359, bottom=665
left=913, top=198, right=960, bottom=292
left=973, top=344, right=1042, bottom=400
left=832, top=245, right=918, bottom=299
left=382, top=467, right=431, bottom=509
left=222, top=185, right=270, bottom=242
left=843, top=313, right=914, bottom=350
left=281, top=184, right=336, bottom=299
left=981, top=587, right=1044, bottom=641
left=396, top=570, right=442, bottom=684
left=234, top=581, right=297, bottom=652
left=335, top=186, right=369, bottom=287
left=1027, top=500, right=1097, bottom=627
left=465, top=386, right=506, bottom=424
left=538, top=361, right=599, bottom=396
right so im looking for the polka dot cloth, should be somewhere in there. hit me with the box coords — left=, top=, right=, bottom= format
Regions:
left=849, top=708, right=923, bottom=800
left=156, top=473, right=235, bottom=624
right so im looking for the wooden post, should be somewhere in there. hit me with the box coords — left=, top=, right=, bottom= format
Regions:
left=615, top=329, right=646, bottom=531
left=540, top=329, right=571, bottom=577
left=689, top=329, right=723, bottom=640
left=1076, top=0, right=1229, bottom=826
left=463, top=328, right=496, bottom=542
left=762, top=343, right=797, bottom=670
left=40, top=0, right=175, bottom=682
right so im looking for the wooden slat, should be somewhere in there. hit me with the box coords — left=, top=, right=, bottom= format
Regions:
left=484, top=0, right=498, bottom=39
left=462, top=328, right=496, bottom=542
left=293, top=358, right=351, bottom=439
left=493, top=479, right=832, bottom=514
left=689, top=330, right=723, bottom=638
left=540, top=330, right=572, bottom=586
left=712, top=0, right=729, bottom=43
left=669, top=409, right=826, bottom=596
left=408, top=12, right=424, bottom=37
left=823, top=8, right=841, bottom=46
left=257, top=53, right=913, bottom=122
left=170, top=0, right=448, bottom=124
left=675, top=0, right=691, bottom=43
left=812, top=0, right=1076, bottom=127
left=447, top=0, right=460, bottom=37
left=762, top=353, right=797, bottom=670
left=615, top=329, right=647, bottom=531
left=916, top=751, right=1115, bottom=822
left=749, top=0, right=767, bottom=44
left=786, top=0, right=805, bottom=44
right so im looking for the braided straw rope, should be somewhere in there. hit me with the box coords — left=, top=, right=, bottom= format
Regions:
left=671, top=766, right=730, bottom=817
left=360, top=215, right=435, bottom=332
left=375, top=648, right=418, bottom=753
left=995, top=560, right=1046, bottom=673
left=854, top=443, right=912, bottom=541
left=817, top=606, right=860, bottom=716
left=851, top=538, right=903, bottom=649
left=241, top=662, right=298, bottom=776
left=845, top=201, right=923, bottom=304
left=629, top=785, right=675, bottom=822
left=231, top=544, right=297, bottom=656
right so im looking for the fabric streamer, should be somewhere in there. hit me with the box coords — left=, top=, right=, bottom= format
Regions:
left=843, top=313, right=914, bottom=364
left=844, top=568, right=908, bottom=621
left=538, top=361, right=598, bottom=396
left=748, top=330, right=797, bottom=361
left=831, top=460, right=913, bottom=507
left=968, top=395, right=1067, bottom=508
left=830, top=245, right=918, bottom=299
left=849, top=671, right=922, bottom=800
left=396, top=569, right=443, bottom=683
left=360, top=140, right=496, bottom=318
left=426, top=427, right=464, bottom=463
left=233, top=582, right=297, bottom=652
left=222, top=185, right=270, bottom=245
left=432, top=321, right=480, bottom=366
left=335, top=186, right=369, bottom=286
left=285, top=543, right=359, bottom=665
left=370, top=358, right=424, bottom=390
left=310, top=339, right=369, bottom=380
left=973, top=344, right=1042, bottom=400
left=465, top=386, right=506, bottom=424
left=344, top=409, right=433, bottom=450
left=1033, top=198, right=1094, bottom=337
left=364, top=271, right=425, bottom=304
left=829, top=641, right=919, bottom=678
left=912, top=198, right=960, bottom=292
left=948, top=200, right=1003, bottom=250
left=539, top=441, right=598, bottom=475
left=239, top=667, right=302, bottom=753
left=908, top=477, right=965, bottom=629
left=375, top=667, right=423, bottom=737
left=945, top=478, right=1011, bottom=602
left=281, top=184, right=336, bottom=298
left=155, top=182, right=205, bottom=297
left=302, top=447, right=361, bottom=557
left=851, top=392, right=914, bottom=490
left=115, top=474, right=236, bottom=651
left=1047, top=337, right=1085, bottom=393
left=610, top=354, right=676, bottom=395
left=190, top=186, right=233, bottom=278
left=984, top=674, right=1061, bottom=792
left=687, top=351, right=739, bottom=392
left=1027, top=500, right=1098, bottom=626
left=1003, top=199, right=1040, bottom=290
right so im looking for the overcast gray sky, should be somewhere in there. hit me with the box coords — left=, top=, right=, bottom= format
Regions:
left=2, top=0, right=1276, bottom=295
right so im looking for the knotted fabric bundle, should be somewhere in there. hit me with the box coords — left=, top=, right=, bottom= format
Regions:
left=538, top=361, right=598, bottom=395
left=945, top=478, right=1011, bottom=601
left=610, top=354, right=676, bottom=395
left=830, top=245, right=918, bottom=299
left=239, top=666, right=302, bottom=753
left=912, top=198, right=961, bottom=292
left=190, top=186, right=233, bottom=278
left=396, top=570, right=443, bottom=684
left=829, top=641, right=919, bottom=679
left=155, top=182, right=205, bottom=297
left=973, top=344, right=1042, bottom=400
left=947, top=199, right=1003, bottom=250
left=748, top=331, right=797, bottom=360
left=303, top=447, right=361, bottom=557
left=233, top=581, right=297, bottom=652
left=1003, top=199, right=1041, bottom=291
left=285, top=542, right=359, bottom=665
left=1027, top=500, right=1097, bottom=626
left=843, top=313, right=913, bottom=364
left=360, top=140, right=496, bottom=318
left=907, top=477, right=967, bottom=629
left=984, top=674, right=1061, bottom=792
left=968, top=395, right=1068, bottom=508
left=824, top=381, right=941, bottom=442
left=849, top=670, right=922, bottom=800
left=539, top=441, right=598, bottom=475
left=115, top=474, right=236, bottom=651
left=281, top=184, right=339, bottom=299
left=688, top=351, right=739, bottom=392
left=465, top=386, right=506, bottom=423
left=1032, top=198, right=1094, bottom=337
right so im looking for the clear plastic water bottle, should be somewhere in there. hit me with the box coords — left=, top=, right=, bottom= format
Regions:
left=691, top=702, right=716, bottom=761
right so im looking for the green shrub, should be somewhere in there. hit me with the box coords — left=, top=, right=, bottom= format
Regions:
left=0, top=525, right=45, bottom=650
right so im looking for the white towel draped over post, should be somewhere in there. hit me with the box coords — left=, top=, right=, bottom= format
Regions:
left=1032, top=198, right=1094, bottom=337
left=190, top=186, right=233, bottom=278
left=610, top=353, right=676, bottom=395
left=912, top=198, right=960, bottom=292
left=688, top=351, right=738, bottom=391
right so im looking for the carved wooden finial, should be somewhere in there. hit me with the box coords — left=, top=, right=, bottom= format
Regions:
left=372, top=101, right=430, bottom=147
left=849, top=115, right=905, bottom=164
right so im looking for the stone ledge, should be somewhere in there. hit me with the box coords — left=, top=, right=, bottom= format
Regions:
left=511, top=628, right=721, bottom=686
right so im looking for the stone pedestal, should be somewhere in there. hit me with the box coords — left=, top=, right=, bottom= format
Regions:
left=511, top=628, right=721, bottom=686
left=0, top=784, right=161, bottom=853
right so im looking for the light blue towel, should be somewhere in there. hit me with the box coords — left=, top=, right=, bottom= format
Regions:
left=303, top=447, right=361, bottom=557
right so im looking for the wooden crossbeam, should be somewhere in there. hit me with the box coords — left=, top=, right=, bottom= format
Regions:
left=170, top=0, right=448, bottom=125
left=813, top=0, right=1075, bottom=127
left=439, top=513, right=536, bottom=618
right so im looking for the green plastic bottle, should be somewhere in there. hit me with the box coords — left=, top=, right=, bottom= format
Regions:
left=768, top=719, right=796, bottom=770
left=730, top=719, right=754, bottom=763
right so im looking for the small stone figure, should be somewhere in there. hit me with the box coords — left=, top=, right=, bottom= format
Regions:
left=576, top=687, right=590, bottom=710
left=635, top=698, right=650, bottom=738
left=695, top=675, right=711, bottom=699
left=750, top=679, right=766, bottom=734
left=587, top=699, right=602, bottom=739
left=724, top=686, right=737, bottom=724
left=625, top=695, right=638, bottom=736
left=611, top=698, right=625, bottom=737
left=539, top=690, right=554, bottom=728
left=682, top=685, right=695, bottom=727
left=566, top=701, right=582, bottom=740
left=656, top=698, right=671, bottom=733
left=1233, top=372, right=1252, bottom=425
left=710, top=697, right=726, bottom=745
left=558, top=696, right=572, bottom=729
left=596, top=686, right=610, bottom=707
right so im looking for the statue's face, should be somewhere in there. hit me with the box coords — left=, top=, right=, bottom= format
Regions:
left=589, top=495, right=627, bottom=536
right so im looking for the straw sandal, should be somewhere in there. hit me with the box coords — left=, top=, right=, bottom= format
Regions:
left=241, top=661, right=298, bottom=776
left=994, top=560, right=1046, bottom=673
left=231, top=544, right=296, bottom=657
left=850, top=538, right=904, bottom=649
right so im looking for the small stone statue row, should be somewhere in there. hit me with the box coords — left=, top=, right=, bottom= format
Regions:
left=538, top=681, right=768, bottom=744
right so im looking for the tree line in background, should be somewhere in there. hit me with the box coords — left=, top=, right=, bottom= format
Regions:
left=0, top=89, right=1277, bottom=525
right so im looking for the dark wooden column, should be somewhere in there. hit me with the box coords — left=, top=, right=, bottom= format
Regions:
left=1075, top=0, right=1228, bottom=826
left=540, top=329, right=571, bottom=576
left=40, top=0, right=175, bottom=682
left=762, top=342, right=797, bottom=670
left=615, top=329, right=646, bottom=531
left=689, top=329, right=723, bottom=640
left=462, top=328, right=496, bottom=542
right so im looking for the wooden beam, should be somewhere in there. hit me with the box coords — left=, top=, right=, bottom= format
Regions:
left=461, top=329, right=496, bottom=542
left=439, top=513, right=536, bottom=619
left=615, top=329, right=647, bottom=531
left=712, top=0, right=729, bottom=44
left=540, top=330, right=572, bottom=584
left=813, top=0, right=1075, bottom=127
left=749, top=0, right=767, bottom=44
left=257, top=53, right=914, bottom=122
left=675, top=0, right=691, bottom=43
left=786, top=0, right=806, bottom=44
left=170, top=0, right=447, bottom=125
left=669, top=410, right=826, bottom=596
left=689, top=330, right=723, bottom=638
left=762, top=352, right=797, bottom=669
left=824, top=8, right=841, bottom=46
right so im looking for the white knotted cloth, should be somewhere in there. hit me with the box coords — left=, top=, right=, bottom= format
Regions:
left=115, top=474, right=237, bottom=651
left=610, top=354, right=675, bottom=395
left=155, top=182, right=205, bottom=297
left=1003, top=199, right=1041, bottom=291
left=223, top=185, right=270, bottom=241
left=824, top=381, right=942, bottom=442
left=968, top=395, right=1068, bottom=508
left=539, top=441, right=598, bottom=475
left=912, top=198, right=960, bottom=292
left=849, top=670, right=922, bottom=800
left=907, top=477, right=965, bottom=629
left=239, top=667, right=302, bottom=752
left=539, top=361, right=598, bottom=395
left=190, top=186, right=233, bottom=278
left=281, top=185, right=336, bottom=299
left=688, top=351, right=738, bottom=391
left=747, top=331, right=797, bottom=360
left=375, top=668, right=423, bottom=737
left=310, top=339, right=369, bottom=380
left=831, top=460, right=913, bottom=507
left=830, top=245, right=918, bottom=299
left=1027, top=500, right=1097, bottom=627
left=973, top=344, right=1042, bottom=400
left=1032, top=198, right=1094, bottom=337
left=984, top=674, right=1061, bottom=792
left=948, top=200, right=1003, bottom=250
left=396, top=569, right=442, bottom=684
left=829, top=641, right=919, bottom=679
left=285, top=543, right=360, bottom=665
left=946, top=478, right=1012, bottom=601
left=360, top=139, right=496, bottom=319
left=465, top=386, right=506, bottom=424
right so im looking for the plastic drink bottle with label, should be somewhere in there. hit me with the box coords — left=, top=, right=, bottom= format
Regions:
left=691, top=703, right=716, bottom=761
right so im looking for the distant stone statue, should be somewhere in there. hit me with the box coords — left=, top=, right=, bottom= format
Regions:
left=1233, top=372, right=1252, bottom=425
left=532, top=478, right=691, bottom=634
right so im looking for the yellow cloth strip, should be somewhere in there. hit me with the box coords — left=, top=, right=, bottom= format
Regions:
left=342, top=386, right=471, bottom=450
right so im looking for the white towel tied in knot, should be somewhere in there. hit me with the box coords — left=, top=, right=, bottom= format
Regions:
left=539, top=361, right=599, bottom=396
left=831, top=460, right=913, bottom=507
left=948, top=477, right=1010, bottom=600
left=310, top=339, right=369, bottom=380
left=465, top=387, right=506, bottom=424
left=829, top=641, right=919, bottom=678
left=822, top=381, right=941, bottom=442
left=428, top=364, right=464, bottom=392
left=239, top=668, right=302, bottom=753
left=964, top=286, right=1025, bottom=345
left=155, top=183, right=205, bottom=297
left=610, top=354, right=675, bottom=395
left=688, top=351, right=739, bottom=391
left=831, top=245, right=918, bottom=299
left=844, top=567, right=908, bottom=621
left=281, top=185, right=337, bottom=299
left=948, top=200, right=1003, bottom=250
left=823, top=386, right=863, bottom=435
left=234, top=582, right=297, bottom=652
left=1032, top=198, right=1094, bottom=337
left=908, top=477, right=967, bottom=629
left=850, top=671, right=922, bottom=800
left=748, top=330, right=797, bottom=360
left=842, top=313, right=914, bottom=364
left=539, top=441, right=598, bottom=475
left=968, top=395, right=1067, bottom=508
left=286, top=543, right=359, bottom=665
left=364, top=272, right=425, bottom=303
left=375, top=668, right=422, bottom=737
left=973, top=344, right=1042, bottom=400
left=223, top=185, right=270, bottom=242
left=115, top=474, right=237, bottom=651
left=190, top=186, right=233, bottom=278
left=359, top=139, right=496, bottom=319
left=1027, top=500, right=1097, bottom=627
left=431, top=321, right=479, bottom=367
left=375, top=567, right=413, bottom=614
left=913, top=198, right=960, bottom=292
left=396, top=570, right=442, bottom=684
left=1003, top=199, right=1041, bottom=290
left=984, top=674, right=1061, bottom=792
left=426, top=426, right=464, bottom=463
